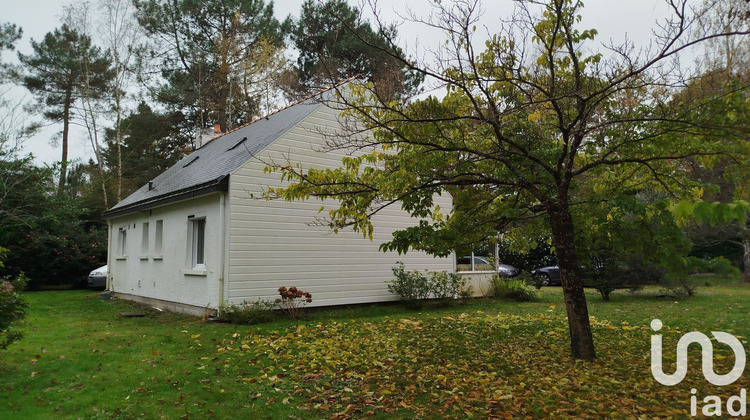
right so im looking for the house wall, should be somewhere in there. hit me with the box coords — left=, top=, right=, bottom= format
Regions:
left=226, top=105, right=454, bottom=307
left=107, top=194, right=224, bottom=315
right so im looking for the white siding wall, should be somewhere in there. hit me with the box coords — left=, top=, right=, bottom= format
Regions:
left=227, top=105, right=453, bottom=307
left=108, top=194, right=224, bottom=313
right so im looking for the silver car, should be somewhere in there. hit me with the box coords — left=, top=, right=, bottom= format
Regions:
left=87, top=265, right=108, bottom=289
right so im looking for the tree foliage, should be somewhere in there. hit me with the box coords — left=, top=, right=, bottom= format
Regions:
left=18, top=24, right=112, bottom=195
left=102, top=102, right=190, bottom=197
left=0, top=156, right=107, bottom=289
left=135, top=0, right=291, bottom=134
left=269, top=0, right=750, bottom=359
left=287, top=0, right=421, bottom=100
left=0, top=246, right=28, bottom=350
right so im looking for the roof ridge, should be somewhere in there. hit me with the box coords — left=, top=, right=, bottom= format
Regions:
left=210, top=75, right=361, bottom=142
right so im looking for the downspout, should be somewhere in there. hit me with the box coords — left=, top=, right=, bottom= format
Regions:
left=218, top=191, right=227, bottom=315
left=106, top=220, right=113, bottom=291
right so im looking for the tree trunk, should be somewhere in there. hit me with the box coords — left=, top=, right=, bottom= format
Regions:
left=58, top=94, right=72, bottom=196
left=549, top=208, right=596, bottom=360
left=114, top=81, right=123, bottom=203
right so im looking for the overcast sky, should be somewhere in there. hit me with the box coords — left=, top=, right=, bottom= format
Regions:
left=3, top=0, right=671, bottom=166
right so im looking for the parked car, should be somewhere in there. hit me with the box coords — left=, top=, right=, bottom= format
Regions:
left=531, top=265, right=595, bottom=286
left=88, top=265, right=108, bottom=289
left=457, top=256, right=520, bottom=277
left=531, top=265, right=561, bottom=286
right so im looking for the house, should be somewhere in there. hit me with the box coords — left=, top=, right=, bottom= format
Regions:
left=102, top=82, right=454, bottom=315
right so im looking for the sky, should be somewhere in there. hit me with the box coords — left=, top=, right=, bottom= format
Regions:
left=2, top=0, right=672, bottom=166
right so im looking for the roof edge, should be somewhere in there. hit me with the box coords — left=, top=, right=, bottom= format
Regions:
left=103, top=176, right=229, bottom=219
left=207, top=75, right=362, bottom=143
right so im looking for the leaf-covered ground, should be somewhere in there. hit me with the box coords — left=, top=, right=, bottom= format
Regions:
left=1, top=285, right=748, bottom=419
left=215, top=311, right=746, bottom=418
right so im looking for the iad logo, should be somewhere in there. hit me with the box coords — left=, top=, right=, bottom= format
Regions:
left=650, top=319, right=746, bottom=386
left=650, top=319, right=747, bottom=417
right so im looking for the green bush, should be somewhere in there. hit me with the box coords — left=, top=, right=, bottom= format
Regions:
left=1, top=247, right=29, bottom=349
left=428, top=270, right=466, bottom=303
left=217, top=299, right=276, bottom=324
left=586, top=254, right=666, bottom=301
left=388, top=262, right=467, bottom=307
left=491, top=277, right=540, bottom=302
left=687, top=256, right=740, bottom=279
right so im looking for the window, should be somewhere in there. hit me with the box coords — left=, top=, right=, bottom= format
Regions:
left=455, top=241, right=497, bottom=272
left=190, top=217, right=206, bottom=268
left=117, top=227, right=128, bottom=258
left=141, top=222, right=149, bottom=257
left=154, top=220, right=163, bottom=257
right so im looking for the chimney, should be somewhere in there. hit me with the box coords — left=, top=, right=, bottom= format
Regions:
left=214, top=124, right=221, bottom=133
left=196, top=126, right=216, bottom=148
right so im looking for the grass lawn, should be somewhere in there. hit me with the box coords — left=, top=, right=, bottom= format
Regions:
left=1, top=282, right=748, bottom=419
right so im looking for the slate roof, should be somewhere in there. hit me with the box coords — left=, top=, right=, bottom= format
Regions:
left=103, top=80, right=351, bottom=219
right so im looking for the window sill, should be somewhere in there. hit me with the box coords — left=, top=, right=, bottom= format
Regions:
left=139, top=255, right=149, bottom=261
left=455, top=270, right=497, bottom=274
left=182, top=268, right=207, bottom=277
left=115, top=256, right=128, bottom=261
left=152, top=256, right=163, bottom=261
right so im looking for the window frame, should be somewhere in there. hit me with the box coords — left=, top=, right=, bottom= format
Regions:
left=187, top=214, right=207, bottom=271
left=154, top=219, right=164, bottom=259
left=140, top=222, right=150, bottom=259
left=116, top=226, right=128, bottom=259
left=455, top=245, right=499, bottom=273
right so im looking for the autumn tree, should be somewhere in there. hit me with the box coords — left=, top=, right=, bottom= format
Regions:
left=18, top=25, right=112, bottom=195
left=287, top=0, right=421, bottom=99
left=135, top=0, right=290, bottom=136
left=269, top=0, right=749, bottom=359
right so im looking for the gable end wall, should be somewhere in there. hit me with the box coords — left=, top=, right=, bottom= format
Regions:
left=227, top=105, right=453, bottom=306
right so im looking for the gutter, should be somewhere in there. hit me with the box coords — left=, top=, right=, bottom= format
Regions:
left=102, top=176, right=230, bottom=219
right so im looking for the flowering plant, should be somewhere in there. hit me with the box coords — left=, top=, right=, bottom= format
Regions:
left=276, top=286, right=312, bottom=319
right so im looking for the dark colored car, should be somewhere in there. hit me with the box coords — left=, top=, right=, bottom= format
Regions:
left=457, top=256, right=520, bottom=277
left=531, top=266, right=561, bottom=286
left=87, top=265, right=108, bottom=289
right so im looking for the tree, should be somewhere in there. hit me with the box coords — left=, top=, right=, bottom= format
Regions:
left=287, top=0, right=421, bottom=99
left=0, top=22, right=22, bottom=78
left=269, top=0, right=749, bottom=359
left=135, top=0, right=290, bottom=135
left=681, top=0, right=750, bottom=281
left=18, top=25, right=112, bottom=195
left=0, top=156, right=107, bottom=289
left=98, top=0, right=147, bottom=202
left=102, top=102, right=189, bottom=197
left=0, top=22, right=36, bottom=158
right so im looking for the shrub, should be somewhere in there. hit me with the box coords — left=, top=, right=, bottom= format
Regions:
left=217, top=300, right=276, bottom=324
left=687, top=256, right=740, bottom=279
left=1, top=247, right=28, bottom=350
left=491, top=277, right=540, bottom=302
left=388, top=262, right=431, bottom=305
left=276, top=286, right=312, bottom=319
left=520, top=271, right=545, bottom=290
left=388, top=262, right=467, bottom=307
left=586, top=254, right=666, bottom=301
left=427, top=270, right=466, bottom=304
